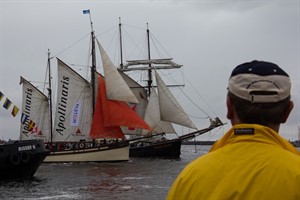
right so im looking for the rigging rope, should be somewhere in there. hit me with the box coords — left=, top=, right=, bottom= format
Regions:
left=181, top=72, right=218, bottom=117
left=122, top=26, right=147, bottom=60
left=51, top=33, right=90, bottom=59
left=157, top=70, right=211, bottom=119
left=149, top=32, right=172, bottom=59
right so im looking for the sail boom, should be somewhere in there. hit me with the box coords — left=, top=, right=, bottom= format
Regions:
left=127, top=58, right=173, bottom=63
left=123, top=58, right=182, bottom=70
left=129, top=84, right=185, bottom=89
left=120, top=65, right=182, bottom=71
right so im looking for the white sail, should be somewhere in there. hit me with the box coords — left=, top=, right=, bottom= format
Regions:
left=143, top=88, right=175, bottom=134
left=53, top=59, right=93, bottom=142
left=19, top=76, right=51, bottom=141
left=96, top=39, right=139, bottom=104
left=155, top=121, right=176, bottom=133
left=155, top=71, right=197, bottom=129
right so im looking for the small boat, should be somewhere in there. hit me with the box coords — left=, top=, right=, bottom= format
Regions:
left=0, top=139, right=49, bottom=180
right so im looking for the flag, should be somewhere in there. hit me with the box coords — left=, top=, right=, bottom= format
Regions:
left=83, top=9, right=90, bottom=14
left=3, top=98, right=12, bottom=110
left=31, top=126, right=39, bottom=133
left=11, top=105, right=19, bottom=117
left=21, top=113, right=29, bottom=124
left=76, top=128, right=81, bottom=134
left=37, top=130, right=43, bottom=136
left=0, top=91, right=3, bottom=101
left=28, top=120, right=36, bottom=132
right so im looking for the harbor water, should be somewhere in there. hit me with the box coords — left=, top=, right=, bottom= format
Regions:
left=0, top=145, right=210, bottom=200
left=1, top=145, right=299, bottom=200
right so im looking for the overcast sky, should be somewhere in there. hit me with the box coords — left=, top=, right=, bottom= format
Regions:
left=0, top=0, right=299, bottom=141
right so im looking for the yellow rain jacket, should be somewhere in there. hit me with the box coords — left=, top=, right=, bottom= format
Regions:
left=167, top=124, right=300, bottom=200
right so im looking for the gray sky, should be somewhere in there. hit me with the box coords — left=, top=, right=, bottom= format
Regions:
left=0, top=0, right=299, bottom=141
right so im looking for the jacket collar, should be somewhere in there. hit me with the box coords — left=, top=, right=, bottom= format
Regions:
left=209, top=124, right=300, bottom=156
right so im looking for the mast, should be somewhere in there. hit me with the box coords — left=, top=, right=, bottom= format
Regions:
left=91, top=30, right=96, bottom=114
left=119, top=17, right=124, bottom=69
left=47, top=49, right=54, bottom=142
left=146, top=23, right=152, bottom=97
left=86, top=10, right=96, bottom=114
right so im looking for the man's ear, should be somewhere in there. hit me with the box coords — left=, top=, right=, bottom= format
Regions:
left=281, top=101, right=294, bottom=123
left=226, top=96, right=234, bottom=120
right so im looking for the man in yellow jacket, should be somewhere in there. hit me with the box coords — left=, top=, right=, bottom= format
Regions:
left=167, top=60, right=300, bottom=200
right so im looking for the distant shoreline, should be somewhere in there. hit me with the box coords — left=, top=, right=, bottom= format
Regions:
left=290, top=140, right=300, bottom=147
left=182, top=141, right=216, bottom=145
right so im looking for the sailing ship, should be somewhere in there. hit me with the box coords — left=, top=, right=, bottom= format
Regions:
left=19, top=17, right=151, bottom=162
left=19, top=13, right=223, bottom=160
left=114, top=21, right=224, bottom=158
left=127, top=70, right=223, bottom=158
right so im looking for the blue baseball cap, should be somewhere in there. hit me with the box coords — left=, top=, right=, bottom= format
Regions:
left=228, top=60, right=291, bottom=103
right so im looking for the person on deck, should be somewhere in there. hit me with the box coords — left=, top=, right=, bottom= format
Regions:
left=166, top=60, right=300, bottom=200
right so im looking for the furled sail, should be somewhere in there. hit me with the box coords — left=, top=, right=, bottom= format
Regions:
left=19, top=76, right=51, bottom=141
left=90, top=75, right=151, bottom=139
left=97, top=39, right=139, bottom=104
left=53, top=59, right=93, bottom=142
left=155, top=71, right=197, bottom=129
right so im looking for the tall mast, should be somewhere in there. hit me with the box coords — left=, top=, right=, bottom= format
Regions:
left=47, top=49, right=53, bottom=142
left=146, top=23, right=152, bottom=97
left=86, top=10, right=96, bottom=114
left=119, top=17, right=124, bottom=69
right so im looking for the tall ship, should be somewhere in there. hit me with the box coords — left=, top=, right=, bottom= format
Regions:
left=19, top=12, right=224, bottom=161
left=114, top=20, right=224, bottom=158
left=19, top=13, right=151, bottom=162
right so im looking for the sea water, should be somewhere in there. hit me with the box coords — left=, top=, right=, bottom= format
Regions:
left=1, top=145, right=299, bottom=200
left=0, top=145, right=210, bottom=200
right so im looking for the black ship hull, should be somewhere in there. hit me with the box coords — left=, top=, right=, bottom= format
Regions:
left=129, top=138, right=181, bottom=158
left=129, top=119, right=225, bottom=158
left=0, top=140, right=49, bottom=180
left=291, top=140, right=300, bottom=147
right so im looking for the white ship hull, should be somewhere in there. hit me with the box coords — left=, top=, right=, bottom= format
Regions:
left=44, top=145, right=129, bottom=162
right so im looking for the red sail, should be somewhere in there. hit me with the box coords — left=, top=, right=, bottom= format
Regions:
left=90, top=76, right=151, bottom=139
left=89, top=76, right=124, bottom=139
